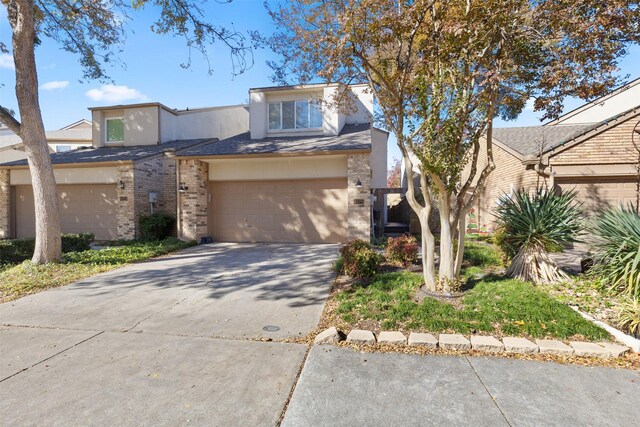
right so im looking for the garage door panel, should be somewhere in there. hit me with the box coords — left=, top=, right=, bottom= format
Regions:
left=556, top=177, right=637, bottom=212
left=15, top=184, right=118, bottom=241
left=209, top=179, right=348, bottom=244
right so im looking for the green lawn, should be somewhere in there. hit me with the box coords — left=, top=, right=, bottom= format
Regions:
left=333, top=241, right=609, bottom=341
left=0, top=238, right=195, bottom=303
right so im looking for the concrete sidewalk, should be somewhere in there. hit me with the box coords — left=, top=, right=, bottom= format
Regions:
left=282, top=346, right=640, bottom=427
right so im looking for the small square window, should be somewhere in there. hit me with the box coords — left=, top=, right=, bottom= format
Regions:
left=56, top=145, right=72, bottom=153
left=106, top=118, right=124, bottom=142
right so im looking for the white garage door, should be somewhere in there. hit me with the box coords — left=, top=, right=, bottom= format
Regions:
left=15, top=184, right=118, bottom=240
left=208, top=179, right=348, bottom=243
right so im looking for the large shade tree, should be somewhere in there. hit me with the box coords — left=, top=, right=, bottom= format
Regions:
left=265, top=0, right=640, bottom=292
left=0, top=0, right=252, bottom=263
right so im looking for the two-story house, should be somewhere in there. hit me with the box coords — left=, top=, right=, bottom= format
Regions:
left=0, top=83, right=388, bottom=243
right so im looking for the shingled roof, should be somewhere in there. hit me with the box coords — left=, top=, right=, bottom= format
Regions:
left=176, top=123, right=372, bottom=157
left=493, top=123, right=598, bottom=157
left=0, top=139, right=214, bottom=167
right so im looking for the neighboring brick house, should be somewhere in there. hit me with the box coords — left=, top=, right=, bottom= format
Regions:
left=0, top=83, right=388, bottom=243
left=474, top=78, right=640, bottom=231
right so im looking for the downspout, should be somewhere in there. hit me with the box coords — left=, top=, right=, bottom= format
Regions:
left=175, top=157, right=182, bottom=240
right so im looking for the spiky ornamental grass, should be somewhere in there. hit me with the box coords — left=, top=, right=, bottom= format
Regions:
left=494, top=188, right=582, bottom=285
left=591, top=205, right=640, bottom=300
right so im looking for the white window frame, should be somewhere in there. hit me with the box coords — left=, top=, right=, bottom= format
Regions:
left=267, top=99, right=322, bottom=131
left=105, top=117, right=125, bottom=143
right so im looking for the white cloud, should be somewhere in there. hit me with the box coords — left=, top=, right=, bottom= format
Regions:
left=0, top=53, right=14, bottom=70
left=524, top=98, right=535, bottom=111
left=85, top=84, right=147, bottom=103
left=40, top=80, right=69, bottom=91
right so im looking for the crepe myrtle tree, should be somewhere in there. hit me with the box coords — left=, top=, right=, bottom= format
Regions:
left=265, top=0, right=640, bottom=292
left=0, top=0, right=253, bottom=264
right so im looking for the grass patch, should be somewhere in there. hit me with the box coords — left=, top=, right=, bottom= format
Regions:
left=334, top=271, right=609, bottom=341
left=463, top=241, right=503, bottom=267
left=0, top=238, right=195, bottom=303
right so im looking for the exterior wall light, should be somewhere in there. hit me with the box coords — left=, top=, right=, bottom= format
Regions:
left=119, top=180, right=125, bottom=190
left=355, top=178, right=363, bottom=188
left=179, top=184, right=189, bottom=192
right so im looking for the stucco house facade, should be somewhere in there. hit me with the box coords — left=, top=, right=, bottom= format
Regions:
left=474, top=78, right=640, bottom=231
left=0, top=119, right=92, bottom=164
left=0, top=83, right=388, bottom=243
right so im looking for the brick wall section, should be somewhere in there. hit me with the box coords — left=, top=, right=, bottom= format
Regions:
left=133, top=155, right=164, bottom=223
left=476, top=144, right=547, bottom=231
left=116, top=165, right=136, bottom=240
left=551, top=114, right=639, bottom=165
left=0, top=169, right=9, bottom=238
left=177, top=159, right=209, bottom=241
left=162, top=152, right=177, bottom=217
left=347, top=153, right=371, bottom=240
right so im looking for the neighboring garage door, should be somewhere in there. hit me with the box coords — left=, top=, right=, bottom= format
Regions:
left=555, top=176, right=637, bottom=212
left=209, top=179, right=348, bottom=243
left=15, top=184, right=118, bottom=240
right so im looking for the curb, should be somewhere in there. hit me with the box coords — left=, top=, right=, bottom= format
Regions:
left=314, top=328, right=632, bottom=359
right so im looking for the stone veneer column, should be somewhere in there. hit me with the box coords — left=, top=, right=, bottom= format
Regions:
left=116, top=165, right=136, bottom=240
left=347, top=153, right=371, bottom=241
left=178, top=159, right=209, bottom=242
left=0, top=169, right=10, bottom=239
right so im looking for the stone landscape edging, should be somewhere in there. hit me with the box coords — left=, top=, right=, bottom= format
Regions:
left=569, top=306, right=640, bottom=353
left=314, top=328, right=632, bottom=359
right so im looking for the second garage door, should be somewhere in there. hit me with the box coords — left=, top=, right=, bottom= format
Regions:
left=555, top=176, right=637, bottom=212
left=208, top=179, right=348, bottom=243
left=15, top=184, right=118, bottom=240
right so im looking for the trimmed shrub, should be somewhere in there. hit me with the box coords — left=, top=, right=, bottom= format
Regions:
left=385, top=235, right=418, bottom=266
left=591, top=205, right=640, bottom=299
left=339, top=239, right=382, bottom=280
left=61, top=233, right=94, bottom=252
left=139, top=213, right=176, bottom=241
left=0, top=238, right=35, bottom=264
left=0, top=233, right=95, bottom=264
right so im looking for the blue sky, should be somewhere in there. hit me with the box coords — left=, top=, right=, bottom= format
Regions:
left=1, top=1, right=639, bottom=167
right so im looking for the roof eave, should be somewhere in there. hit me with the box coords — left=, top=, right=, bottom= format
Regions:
left=0, top=159, right=133, bottom=170
left=176, top=148, right=371, bottom=160
left=548, top=107, right=640, bottom=158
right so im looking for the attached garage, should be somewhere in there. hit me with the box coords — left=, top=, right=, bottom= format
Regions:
left=555, top=176, right=637, bottom=212
left=208, top=178, right=347, bottom=243
left=14, top=184, right=118, bottom=240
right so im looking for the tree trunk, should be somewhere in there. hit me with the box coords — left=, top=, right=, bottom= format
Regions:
left=454, top=214, right=467, bottom=278
left=419, top=207, right=437, bottom=291
left=10, top=0, right=62, bottom=263
left=438, top=193, right=455, bottom=291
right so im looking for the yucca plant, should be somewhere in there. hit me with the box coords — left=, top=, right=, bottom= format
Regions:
left=618, top=298, right=640, bottom=337
left=493, top=187, right=582, bottom=284
left=591, top=205, right=640, bottom=299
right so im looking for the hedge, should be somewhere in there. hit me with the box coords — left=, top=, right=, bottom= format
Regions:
left=0, top=233, right=94, bottom=264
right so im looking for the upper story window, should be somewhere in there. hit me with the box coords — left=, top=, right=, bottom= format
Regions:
left=106, top=117, right=124, bottom=143
left=268, top=100, right=322, bottom=130
left=55, top=145, right=72, bottom=153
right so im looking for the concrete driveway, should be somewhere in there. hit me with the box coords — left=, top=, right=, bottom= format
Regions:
left=0, top=243, right=338, bottom=426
